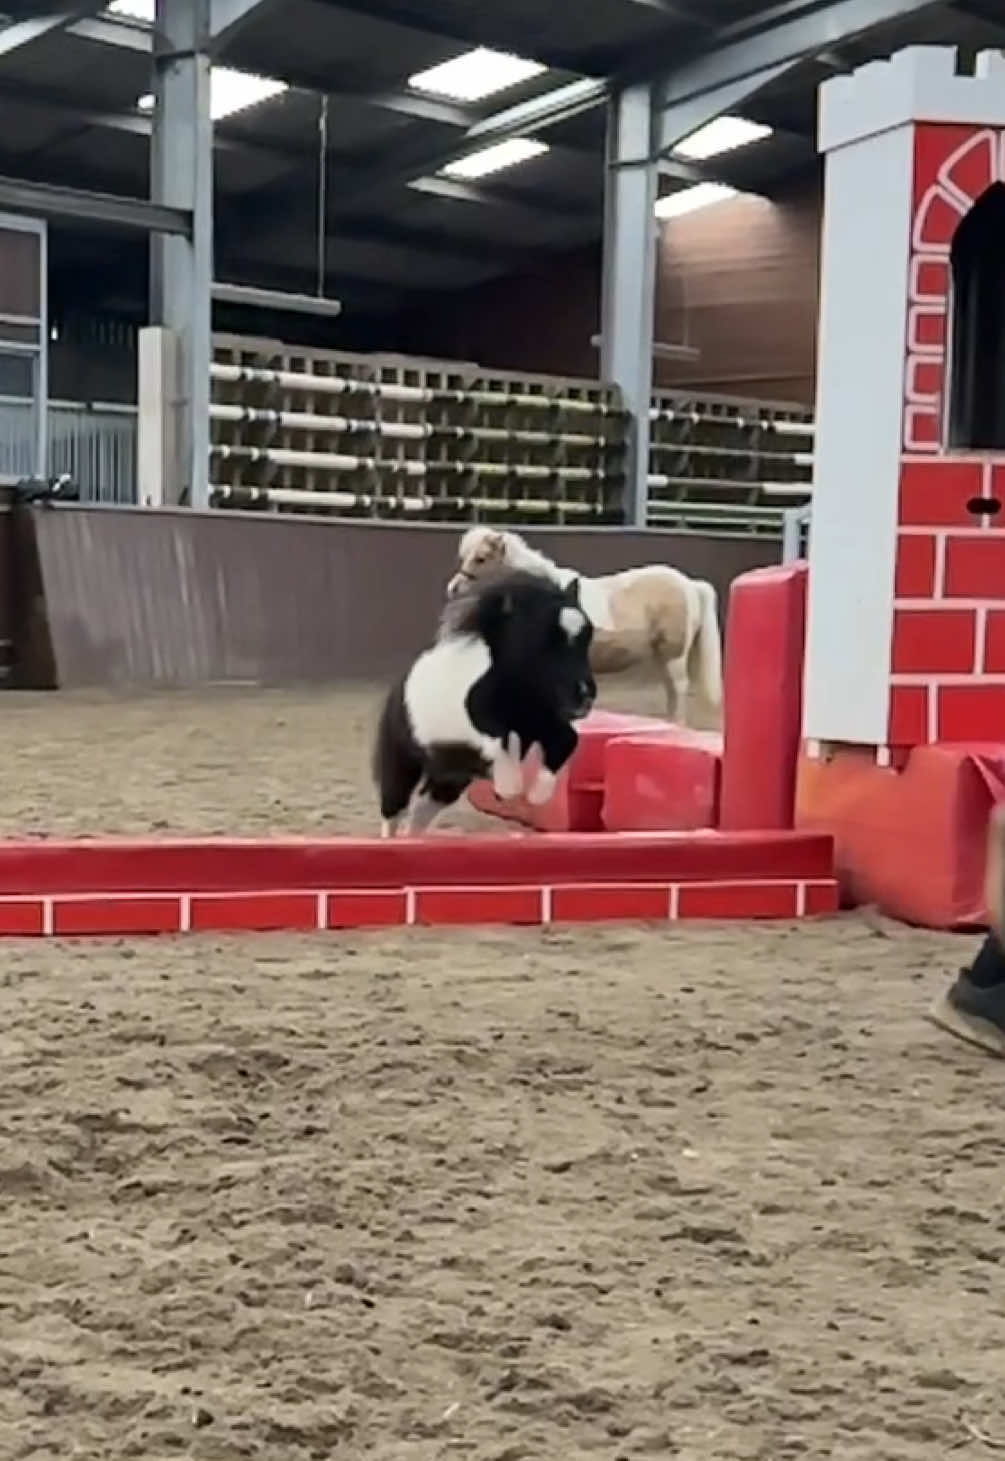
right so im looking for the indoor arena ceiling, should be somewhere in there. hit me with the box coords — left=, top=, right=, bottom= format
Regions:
left=0, top=0, right=1004, bottom=318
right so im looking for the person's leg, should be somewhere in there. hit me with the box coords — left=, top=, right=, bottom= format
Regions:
left=928, top=807, right=1005, bottom=1055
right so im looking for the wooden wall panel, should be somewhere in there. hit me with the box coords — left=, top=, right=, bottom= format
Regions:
left=654, top=171, right=821, bottom=405
left=19, top=507, right=778, bottom=689
left=400, top=168, right=822, bottom=405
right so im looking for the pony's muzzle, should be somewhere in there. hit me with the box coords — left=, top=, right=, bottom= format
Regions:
left=570, top=679, right=596, bottom=719
left=445, top=572, right=468, bottom=598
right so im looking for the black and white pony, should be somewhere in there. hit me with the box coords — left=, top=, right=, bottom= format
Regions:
left=373, top=569, right=596, bottom=836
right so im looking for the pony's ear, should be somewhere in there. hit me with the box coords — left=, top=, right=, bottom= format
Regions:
left=564, top=576, right=581, bottom=606
left=485, top=531, right=505, bottom=559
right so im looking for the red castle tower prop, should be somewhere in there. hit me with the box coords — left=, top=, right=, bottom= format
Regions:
left=796, top=45, right=1005, bottom=926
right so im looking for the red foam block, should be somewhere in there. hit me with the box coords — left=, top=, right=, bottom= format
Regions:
left=468, top=765, right=603, bottom=832
left=569, top=710, right=681, bottom=784
left=602, top=730, right=722, bottom=832
left=720, top=562, right=808, bottom=831
left=467, top=710, right=674, bottom=831
left=0, top=830, right=836, bottom=894
left=796, top=741, right=1005, bottom=928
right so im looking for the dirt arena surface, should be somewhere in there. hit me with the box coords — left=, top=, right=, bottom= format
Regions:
left=0, top=679, right=692, bottom=840
left=1, top=688, right=1002, bottom=1460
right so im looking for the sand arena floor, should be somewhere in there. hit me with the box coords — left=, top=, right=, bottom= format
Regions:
left=1, top=686, right=1003, bottom=1461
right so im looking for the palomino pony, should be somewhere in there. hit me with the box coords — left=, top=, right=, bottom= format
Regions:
left=446, top=527, right=722, bottom=724
left=373, top=569, right=595, bottom=836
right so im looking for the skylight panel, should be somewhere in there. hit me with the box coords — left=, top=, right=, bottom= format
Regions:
left=137, top=66, right=287, bottom=122
left=674, top=116, right=772, bottom=160
left=106, top=0, right=154, bottom=20
left=409, top=47, right=547, bottom=103
left=442, top=138, right=549, bottom=179
left=654, top=182, right=741, bottom=220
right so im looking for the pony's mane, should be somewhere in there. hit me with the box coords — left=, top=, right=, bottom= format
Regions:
left=438, top=567, right=565, bottom=641
left=499, top=531, right=563, bottom=581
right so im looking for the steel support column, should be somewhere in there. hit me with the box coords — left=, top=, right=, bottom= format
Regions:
left=600, top=85, right=657, bottom=527
left=149, top=0, right=212, bottom=509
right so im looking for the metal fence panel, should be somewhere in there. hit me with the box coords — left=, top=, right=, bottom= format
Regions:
left=0, top=395, right=137, bottom=503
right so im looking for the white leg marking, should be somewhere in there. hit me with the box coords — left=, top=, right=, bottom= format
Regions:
left=526, top=762, right=557, bottom=806
left=380, top=816, right=402, bottom=839
left=492, top=731, right=525, bottom=799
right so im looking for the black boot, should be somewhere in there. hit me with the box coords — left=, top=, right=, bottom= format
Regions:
left=928, top=935, right=1005, bottom=1057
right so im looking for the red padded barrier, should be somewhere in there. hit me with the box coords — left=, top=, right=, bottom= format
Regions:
left=796, top=742, right=1005, bottom=928
left=0, top=830, right=835, bottom=891
left=720, top=562, right=808, bottom=831
left=602, top=731, right=722, bottom=832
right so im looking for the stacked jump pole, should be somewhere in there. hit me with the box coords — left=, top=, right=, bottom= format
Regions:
left=206, top=334, right=813, bottom=536
left=209, top=336, right=628, bottom=525
left=647, top=390, right=813, bottom=538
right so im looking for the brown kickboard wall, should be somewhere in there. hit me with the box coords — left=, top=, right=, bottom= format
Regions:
left=16, top=506, right=780, bottom=689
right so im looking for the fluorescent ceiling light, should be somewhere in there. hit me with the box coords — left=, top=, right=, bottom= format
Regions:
left=106, top=0, right=153, bottom=18
left=675, top=115, right=772, bottom=160
left=409, top=46, right=547, bottom=102
left=137, top=67, right=287, bottom=122
left=654, top=182, right=741, bottom=219
left=443, top=138, right=548, bottom=180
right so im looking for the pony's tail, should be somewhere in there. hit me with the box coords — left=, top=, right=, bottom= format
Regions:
left=687, top=580, right=723, bottom=711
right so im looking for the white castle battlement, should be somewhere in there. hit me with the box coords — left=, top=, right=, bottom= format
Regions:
left=820, top=45, right=1005, bottom=153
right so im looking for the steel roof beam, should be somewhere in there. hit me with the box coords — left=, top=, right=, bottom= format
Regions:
left=208, top=0, right=278, bottom=49
left=655, top=0, right=944, bottom=156
left=0, top=173, right=190, bottom=234
left=65, top=10, right=477, bottom=128
left=315, top=0, right=606, bottom=77
left=0, top=5, right=103, bottom=57
left=378, top=0, right=943, bottom=183
left=406, top=174, right=596, bottom=222
left=621, top=0, right=712, bottom=25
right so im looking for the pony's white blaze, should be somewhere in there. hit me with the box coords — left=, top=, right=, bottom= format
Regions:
left=560, top=606, right=587, bottom=641
left=447, top=528, right=723, bottom=723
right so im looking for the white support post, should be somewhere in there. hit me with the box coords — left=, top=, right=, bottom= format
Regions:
left=137, top=325, right=180, bottom=508
left=149, top=0, right=212, bottom=509
left=600, top=84, right=657, bottom=528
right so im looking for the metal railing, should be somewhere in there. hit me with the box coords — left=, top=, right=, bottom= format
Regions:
left=0, top=394, right=137, bottom=503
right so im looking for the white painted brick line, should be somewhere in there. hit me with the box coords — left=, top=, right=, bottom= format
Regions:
left=796, top=882, right=807, bottom=918
left=405, top=888, right=417, bottom=926
left=42, top=897, right=53, bottom=936
left=933, top=532, right=947, bottom=598
left=541, top=886, right=552, bottom=924
left=927, top=684, right=938, bottom=745
left=899, top=527, right=1005, bottom=539
left=668, top=884, right=680, bottom=921
left=179, top=894, right=192, bottom=933
left=316, top=890, right=326, bottom=931
left=975, top=606, right=988, bottom=674
left=897, top=599, right=1000, bottom=610
left=892, top=673, right=1005, bottom=685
